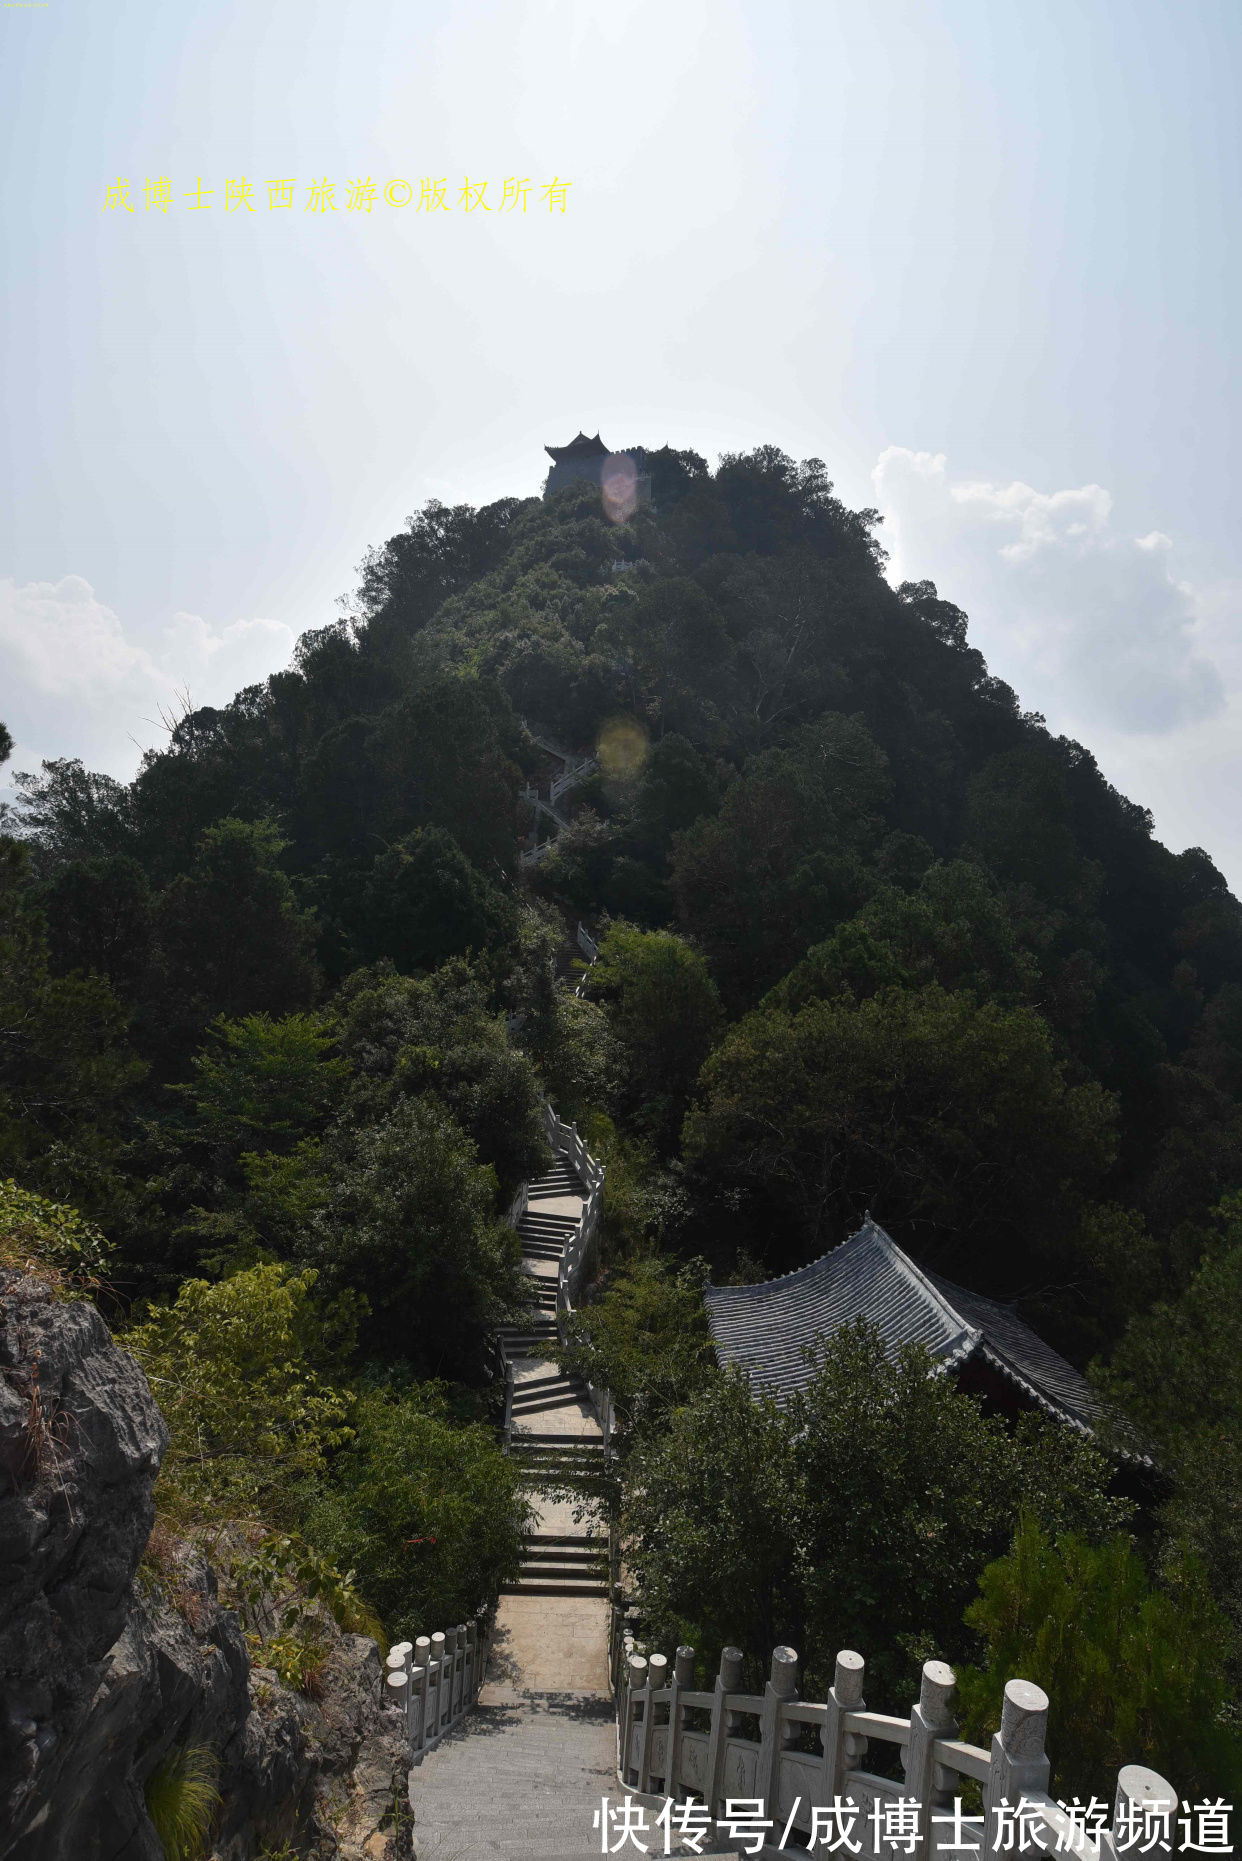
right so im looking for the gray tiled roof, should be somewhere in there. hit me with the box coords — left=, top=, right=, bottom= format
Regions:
left=703, top=1218, right=1103, bottom=1436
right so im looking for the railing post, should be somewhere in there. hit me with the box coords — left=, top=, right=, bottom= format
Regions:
left=413, top=1637, right=432, bottom=1753
left=904, top=1660, right=958, bottom=1860
left=820, top=1649, right=866, bottom=1802
left=454, top=1624, right=467, bottom=1718
left=1107, top=1765, right=1177, bottom=1860
left=759, top=1645, right=799, bottom=1825
left=706, top=1645, right=743, bottom=1822
left=638, top=1652, right=668, bottom=1793
left=622, top=1653, right=648, bottom=1786
left=430, top=1631, right=446, bottom=1740
left=385, top=1666, right=409, bottom=1732
left=666, top=1646, right=695, bottom=1802
left=983, top=1678, right=1051, bottom=1837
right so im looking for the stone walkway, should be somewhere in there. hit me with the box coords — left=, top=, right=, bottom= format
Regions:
left=408, top=1161, right=621, bottom=1861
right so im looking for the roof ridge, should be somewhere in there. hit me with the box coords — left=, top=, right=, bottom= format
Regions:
left=704, top=1223, right=872, bottom=1297
left=861, top=1219, right=984, bottom=1354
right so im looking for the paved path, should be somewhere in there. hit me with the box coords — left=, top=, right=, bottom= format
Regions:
left=409, top=1160, right=621, bottom=1861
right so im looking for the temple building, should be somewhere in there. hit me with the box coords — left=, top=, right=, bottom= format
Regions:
left=704, top=1217, right=1105, bottom=1439
left=544, top=432, right=651, bottom=512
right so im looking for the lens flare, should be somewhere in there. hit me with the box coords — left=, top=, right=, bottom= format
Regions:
left=597, top=714, right=649, bottom=783
left=601, top=453, right=638, bottom=525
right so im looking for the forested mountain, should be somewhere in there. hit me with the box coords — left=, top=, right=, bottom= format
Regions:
left=3, top=444, right=1241, bottom=1785
left=6, top=447, right=1240, bottom=1331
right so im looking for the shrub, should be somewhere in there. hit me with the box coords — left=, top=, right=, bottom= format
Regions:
left=0, top=1177, right=113, bottom=1292
left=958, top=1515, right=1242, bottom=1796
left=144, top=1744, right=220, bottom=1861
left=306, top=1384, right=531, bottom=1640
left=126, top=1263, right=352, bottom=1523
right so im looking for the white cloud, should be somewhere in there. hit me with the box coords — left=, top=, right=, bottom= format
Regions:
left=872, top=447, right=1242, bottom=891
left=873, top=447, right=1225, bottom=736
left=0, top=574, right=296, bottom=781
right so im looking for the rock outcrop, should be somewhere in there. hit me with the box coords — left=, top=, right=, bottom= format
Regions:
left=0, top=1270, right=410, bottom=1860
left=0, top=1268, right=167, bottom=1856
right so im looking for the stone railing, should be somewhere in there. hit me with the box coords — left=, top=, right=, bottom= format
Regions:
left=383, top=1615, right=490, bottom=1759
left=616, top=1639, right=1178, bottom=1859
left=550, top=756, right=599, bottom=805
left=543, top=1102, right=605, bottom=1315
left=519, top=782, right=571, bottom=832
left=516, top=727, right=598, bottom=867
left=574, top=921, right=600, bottom=1000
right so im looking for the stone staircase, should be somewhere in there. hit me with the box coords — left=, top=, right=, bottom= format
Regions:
left=406, top=1695, right=668, bottom=1861
left=406, top=1134, right=622, bottom=1861
left=502, top=1534, right=609, bottom=1598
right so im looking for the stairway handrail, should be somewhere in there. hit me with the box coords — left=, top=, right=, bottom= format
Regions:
left=615, top=1639, right=1179, bottom=1860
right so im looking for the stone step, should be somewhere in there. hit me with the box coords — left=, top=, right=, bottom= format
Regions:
left=511, top=1429, right=604, bottom=1445
left=513, top=1547, right=606, bottom=1566
left=527, top=1168, right=581, bottom=1191
left=500, top=1580, right=609, bottom=1597
left=510, top=1391, right=588, bottom=1416
left=524, top=1532, right=606, bottom=1547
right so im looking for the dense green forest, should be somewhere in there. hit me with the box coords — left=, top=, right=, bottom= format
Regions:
left=3, top=446, right=1240, bottom=1781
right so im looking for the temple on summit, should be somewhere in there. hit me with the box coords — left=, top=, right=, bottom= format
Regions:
left=544, top=432, right=651, bottom=509
left=704, top=1217, right=1105, bottom=1438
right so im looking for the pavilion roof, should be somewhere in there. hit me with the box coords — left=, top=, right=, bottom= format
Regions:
left=545, top=431, right=609, bottom=462
left=703, top=1218, right=1105, bottom=1438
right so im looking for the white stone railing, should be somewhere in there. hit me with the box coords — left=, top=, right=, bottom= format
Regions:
left=550, top=756, right=599, bottom=805
left=543, top=1102, right=605, bottom=1315
left=575, top=922, right=600, bottom=999
left=505, top=1179, right=529, bottom=1227
left=516, top=725, right=598, bottom=866
left=520, top=782, right=571, bottom=832
left=383, top=1615, right=490, bottom=1759
left=615, top=1639, right=1178, bottom=1860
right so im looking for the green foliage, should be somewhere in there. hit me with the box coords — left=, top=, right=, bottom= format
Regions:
left=625, top=1324, right=1129, bottom=1702
left=771, top=860, right=1040, bottom=1011
left=304, top=1095, right=521, bottom=1367
left=4, top=445, right=1242, bottom=1795
left=305, top=1385, right=531, bottom=1640
left=0, top=1177, right=114, bottom=1287
left=530, top=990, right=623, bottom=1124
left=126, top=1264, right=352, bottom=1522
left=0, top=838, right=144, bottom=1199
left=181, top=1011, right=350, bottom=1156
left=959, top=1516, right=1241, bottom=1795
left=231, top=1530, right=385, bottom=1642
left=144, top=1744, right=220, bottom=1861
left=155, top=817, right=320, bottom=1033
left=632, top=732, right=720, bottom=855
left=251, top=1623, right=330, bottom=1696
left=334, top=961, right=549, bottom=1194
left=556, top=1254, right=714, bottom=1451
left=39, top=853, right=154, bottom=994
left=1095, top=1193, right=1242, bottom=1678
left=670, top=714, right=891, bottom=1002
left=684, top=983, right=1116, bottom=1283
left=587, top=924, right=722, bottom=1147
left=358, top=826, right=518, bottom=975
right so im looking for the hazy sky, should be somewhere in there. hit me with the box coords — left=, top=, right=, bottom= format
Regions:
left=3, top=0, right=1239, bottom=884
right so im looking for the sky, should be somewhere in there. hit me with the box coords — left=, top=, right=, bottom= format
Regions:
left=2, top=0, right=1240, bottom=884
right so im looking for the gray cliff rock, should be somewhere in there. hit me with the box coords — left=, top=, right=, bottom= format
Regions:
left=0, top=1272, right=410, bottom=1860
left=0, top=1268, right=168, bottom=1856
